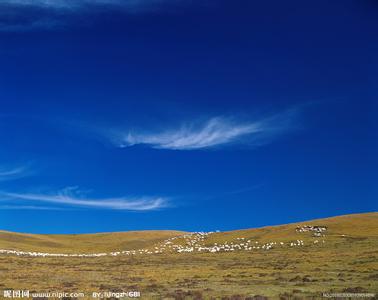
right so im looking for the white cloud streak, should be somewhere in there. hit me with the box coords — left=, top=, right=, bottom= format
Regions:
left=0, top=188, right=167, bottom=211
left=0, top=165, right=30, bottom=181
left=114, top=110, right=298, bottom=150
left=0, top=205, right=66, bottom=210
left=0, top=0, right=175, bottom=11
left=0, top=0, right=180, bottom=31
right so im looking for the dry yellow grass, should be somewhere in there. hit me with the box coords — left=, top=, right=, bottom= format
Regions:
left=0, top=212, right=377, bottom=299
left=0, top=230, right=185, bottom=253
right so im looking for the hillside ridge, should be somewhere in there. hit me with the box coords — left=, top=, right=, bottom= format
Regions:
left=0, top=212, right=376, bottom=255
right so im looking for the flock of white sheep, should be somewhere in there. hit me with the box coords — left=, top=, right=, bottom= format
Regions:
left=0, top=226, right=327, bottom=258
left=296, top=225, right=328, bottom=238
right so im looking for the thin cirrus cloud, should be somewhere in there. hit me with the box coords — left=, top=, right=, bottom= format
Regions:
left=0, top=165, right=31, bottom=182
left=113, top=110, right=299, bottom=150
left=0, top=205, right=67, bottom=210
left=0, top=0, right=181, bottom=31
left=0, top=0, right=172, bottom=10
left=0, top=188, right=167, bottom=211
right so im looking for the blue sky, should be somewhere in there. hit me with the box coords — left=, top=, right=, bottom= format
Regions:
left=0, top=0, right=377, bottom=233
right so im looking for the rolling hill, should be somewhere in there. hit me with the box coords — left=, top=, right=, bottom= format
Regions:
left=0, top=230, right=185, bottom=253
left=0, top=212, right=377, bottom=299
left=0, top=212, right=377, bottom=254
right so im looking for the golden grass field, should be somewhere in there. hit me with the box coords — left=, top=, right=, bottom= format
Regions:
left=0, top=212, right=377, bottom=299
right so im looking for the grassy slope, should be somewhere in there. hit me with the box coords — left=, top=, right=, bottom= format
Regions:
left=0, top=212, right=377, bottom=299
left=0, top=212, right=377, bottom=253
left=204, top=212, right=378, bottom=245
left=0, top=230, right=186, bottom=253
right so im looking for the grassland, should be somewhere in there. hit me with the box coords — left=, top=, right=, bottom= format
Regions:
left=0, top=212, right=377, bottom=299
left=0, top=230, right=184, bottom=254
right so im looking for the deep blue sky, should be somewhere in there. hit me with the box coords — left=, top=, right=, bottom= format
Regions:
left=0, top=0, right=377, bottom=234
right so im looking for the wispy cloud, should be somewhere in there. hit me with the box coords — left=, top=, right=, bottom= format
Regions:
left=0, top=205, right=66, bottom=210
left=0, top=0, right=175, bottom=10
left=0, top=0, right=169, bottom=10
left=0, top=0, right=181, bottom=31
left=0, top=165, right=31, bottom=181
left=0, top=187, right=167, bottom=211
left=112, top=110, right=299, bottom=150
